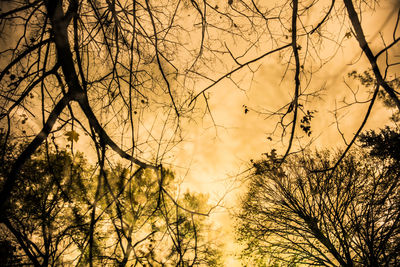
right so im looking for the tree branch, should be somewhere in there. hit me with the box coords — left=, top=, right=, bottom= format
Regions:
left=343, top=0, right=400, bottom=111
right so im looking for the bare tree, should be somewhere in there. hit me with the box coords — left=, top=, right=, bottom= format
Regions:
left=1, top=0, right=399, bottom=264
left=0, top=1, right=223, bottom=263
left=237, top=128, right=400, bottom=266
left=1, top=0, right=399, bottom=206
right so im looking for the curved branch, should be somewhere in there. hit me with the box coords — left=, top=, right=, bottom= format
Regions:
left=1, top=217, right=42, bottom=267
left=314, top=84, right=380, bottom=173
left=48, top=0, right=153, bottom=170
left=0, top=39, right=52, bottom=83
left=0, top=94, right=72, bottom=211
left=2, top=64, right=60, bottom=119
left=0, top=0, right=42, bottom=20
left=375, top=36, right=400, bottom=60
left=310, top=0, right=335, bottom=34
left=77, top=96, right=154, bottom=170
left=344, top=0, right=400, bottom=111
left=188, top=43, right=291, bottom=106
left=145, top=0, right=180, bottom=117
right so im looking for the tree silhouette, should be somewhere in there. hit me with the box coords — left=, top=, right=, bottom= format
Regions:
left=0, top=135, right=222, bottom=266
left=237, top=127, right=400, bottom=266
left=1, top=0, right=400, bottom=264
left=1, top=0, right=399, bottom=210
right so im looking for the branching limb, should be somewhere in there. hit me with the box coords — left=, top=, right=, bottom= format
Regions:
left=281, top=0, right=300, bottom=163
left=0, top=94, right=72, bottom=211
left=188, top=44, right=291, bottom=106
left=344, top=0, right=400, bottom=110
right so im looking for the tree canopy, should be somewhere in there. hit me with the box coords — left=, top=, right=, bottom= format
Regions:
left=1, top=0, right=400, bottom=265
left=0, top=135, right=222, bottom=266
left=1, top=0, right=399, bottom=208
left=237, top=127, right=400, bottom=266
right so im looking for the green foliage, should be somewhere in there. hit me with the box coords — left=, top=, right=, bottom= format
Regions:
left=0, top=136, right=222, bottom=266
left=0, top=135, right=94, bottom=265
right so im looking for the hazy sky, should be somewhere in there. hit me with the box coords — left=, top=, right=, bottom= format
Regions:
left=176, top=0, right=398, bottom=194
left=167, top=1, right=400, bottom=263
left=2, top=0, right=398, bottom=264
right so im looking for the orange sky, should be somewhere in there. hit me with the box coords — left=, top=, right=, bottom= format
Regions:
left=167, top=1, right=400, bottom=264
left=2, top=0, right=398, bottom=264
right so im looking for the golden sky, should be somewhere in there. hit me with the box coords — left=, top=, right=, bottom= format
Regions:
left=168, top=1, right=400, bottom=264
left=1, top=0, right=399, bottom=265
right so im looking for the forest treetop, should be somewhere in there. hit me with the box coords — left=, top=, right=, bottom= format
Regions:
left=0, top=0, right=399, bottom=214
left=0, top=1, right=399, bottom=265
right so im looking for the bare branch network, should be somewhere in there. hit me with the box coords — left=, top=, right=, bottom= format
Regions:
left=0, top=0, right=399, bottom=265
